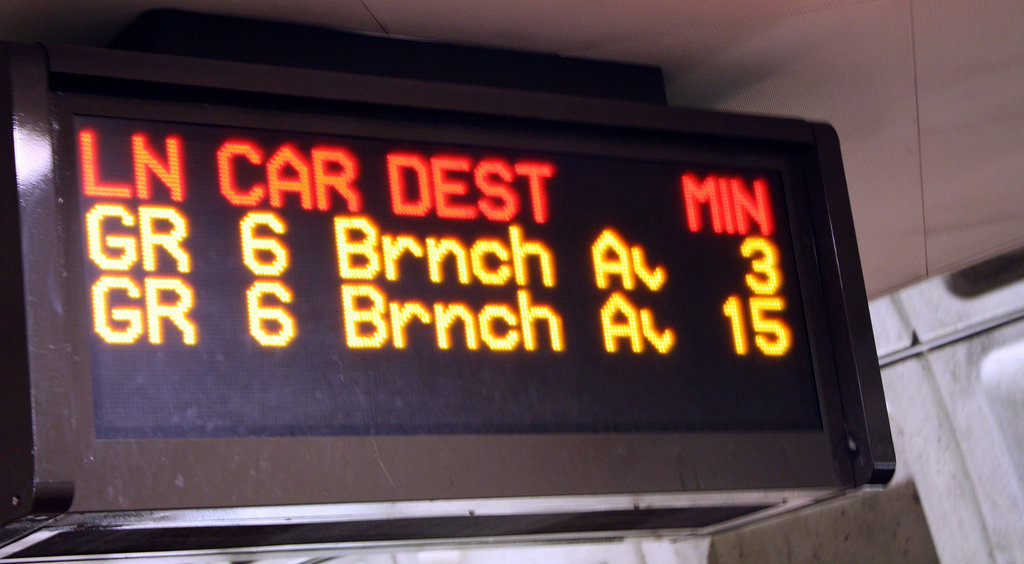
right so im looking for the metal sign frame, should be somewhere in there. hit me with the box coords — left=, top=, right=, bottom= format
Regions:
left=0, top=40, right=893, bottom=556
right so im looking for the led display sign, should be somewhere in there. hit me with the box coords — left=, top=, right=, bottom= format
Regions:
left=75, top=115, right=820, bottom=439
left=1, top=39, right=893, bottom=549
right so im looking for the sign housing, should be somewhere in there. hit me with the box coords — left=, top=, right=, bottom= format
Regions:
left=0, top=37, right=893, bottom=556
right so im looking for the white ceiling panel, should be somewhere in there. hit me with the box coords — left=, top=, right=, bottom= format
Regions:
left=574, top=0, right=924, bottom=297
left=360, top=0, right=870, bottom=55
left=913, top=0, right=1024, bottom=275
left=693, top=0, right=924, bottom=299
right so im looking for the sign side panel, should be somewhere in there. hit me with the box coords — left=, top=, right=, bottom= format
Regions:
left=809, top=122, right=895, bottom=485
left=0, top=41, right=74, bottom=531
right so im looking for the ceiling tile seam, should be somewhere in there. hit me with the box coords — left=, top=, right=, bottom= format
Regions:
left=908, top=0, right=930, bottom=279
left=357, top=0, right=389, bottom=35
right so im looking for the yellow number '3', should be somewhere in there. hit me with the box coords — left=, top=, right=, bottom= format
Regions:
left=740, top=236, right=781, bottom=295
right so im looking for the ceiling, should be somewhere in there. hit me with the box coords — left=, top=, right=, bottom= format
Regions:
left=1, top=0, right=1022, bottom=297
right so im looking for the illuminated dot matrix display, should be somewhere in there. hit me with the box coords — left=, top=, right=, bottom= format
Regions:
left=74, top=115, right=820, bottom=439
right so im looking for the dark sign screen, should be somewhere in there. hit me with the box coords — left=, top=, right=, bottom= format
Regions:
left=73, top=114, right=821, bottom=439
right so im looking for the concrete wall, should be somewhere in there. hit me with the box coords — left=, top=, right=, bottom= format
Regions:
left=708, top=248, right=1024, bottom=563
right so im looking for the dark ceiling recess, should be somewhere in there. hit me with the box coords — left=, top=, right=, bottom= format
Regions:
left=945, top=245, right=1024, bottom=298
left=108, top=9, right=667, bottom=104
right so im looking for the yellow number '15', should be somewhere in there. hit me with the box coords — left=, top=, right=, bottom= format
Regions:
left=722, top=296, right=791, bottom=356
left=723, top=235, right=792, bottom=356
